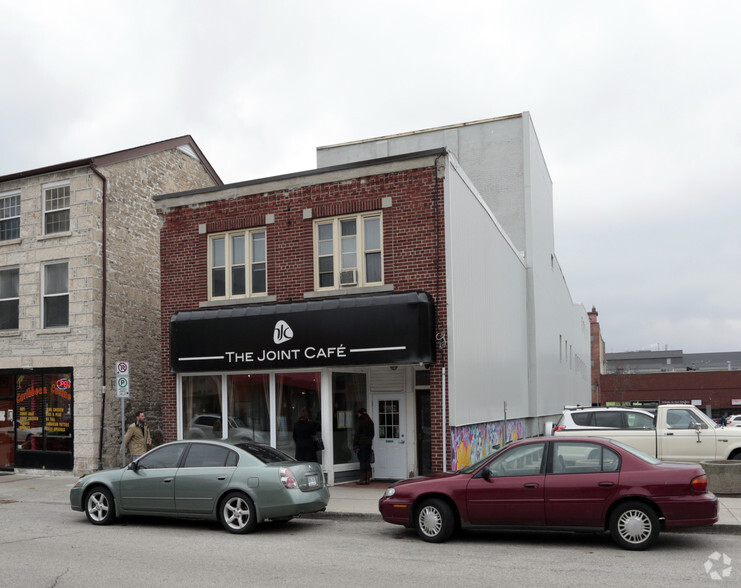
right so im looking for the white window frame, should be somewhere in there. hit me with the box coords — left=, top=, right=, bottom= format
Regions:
left=42, top=261, right=69, bottom=328
left=207, top=228, right=267, bottom=301
left=0, top=190, right=21, bottom=241
left=313, top=212, right=383, bottom=291
left=42, top=181, right=71, bottom=235
left=0, top=266, right=20, bottom=330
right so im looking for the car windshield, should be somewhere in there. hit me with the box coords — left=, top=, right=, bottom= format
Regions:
left=456, top=445, right=506, bottom=474
left=234, top=443, right=296, bottom=464
left=608, top=439, right=661, bottom=465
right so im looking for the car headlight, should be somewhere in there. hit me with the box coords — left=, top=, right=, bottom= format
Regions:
left=384, top=487, right=396, bottom=497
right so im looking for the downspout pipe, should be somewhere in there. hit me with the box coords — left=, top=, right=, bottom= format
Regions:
left=90, top=163, right=107, bottom=470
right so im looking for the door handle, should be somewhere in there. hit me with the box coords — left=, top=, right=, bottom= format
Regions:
left=163, top=478, right=173, bottom=484
left=598, top=482, right=615, bottom=487
left=523, top=483, right=539, bottom=489
left=217, top=476, right=227, bottom=480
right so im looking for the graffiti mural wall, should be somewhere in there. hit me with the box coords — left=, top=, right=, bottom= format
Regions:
left=450, top=419, right=525, bottom=470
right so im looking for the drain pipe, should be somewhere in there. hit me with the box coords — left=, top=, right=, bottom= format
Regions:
left=442, top=367, right=447, bottom=471
left=90, top=163, right=108, bottom=470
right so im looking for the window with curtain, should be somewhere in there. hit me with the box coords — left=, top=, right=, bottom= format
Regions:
left=227, top=374, right=270, bottom=444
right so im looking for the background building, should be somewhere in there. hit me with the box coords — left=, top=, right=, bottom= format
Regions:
left=156, top=114, right=590, bottom=484
left=0, top=138, right=221, bottom=473
left=589, top=307, right=741, bottom=418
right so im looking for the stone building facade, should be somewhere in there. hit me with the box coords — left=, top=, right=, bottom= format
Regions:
left=0, top=138, right=221, bottom=474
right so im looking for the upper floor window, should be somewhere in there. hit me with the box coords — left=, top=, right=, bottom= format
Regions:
left=0, top=267, right=19, bottom=330
left=314, top=213, right=382, bottom=290
left=43, top=182, right=70, bottom=234
left=43, top=262, right=69, bottom=328
left=208, top=229, right=267, bottom=300
left=0, top=191, right=20, bottom=241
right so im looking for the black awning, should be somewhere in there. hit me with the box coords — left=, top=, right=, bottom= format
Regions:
left=170, top=291, right=435, bottom=372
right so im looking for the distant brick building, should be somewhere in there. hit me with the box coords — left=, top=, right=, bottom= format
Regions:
left=0, top=138, right=221, bottom=473
left=588, top=307, right=741, bottom=418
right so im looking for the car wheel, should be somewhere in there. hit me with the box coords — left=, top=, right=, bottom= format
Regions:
left=415, top=498, right=455, bottom=543
left=219, top=491, right=258, bottom=534
left=609, top=502, right=659, bottom=550
left=84, top=486, right=116, bottom=525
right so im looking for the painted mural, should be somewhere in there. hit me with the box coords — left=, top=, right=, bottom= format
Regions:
left=450, top=419, right=525, bottom=470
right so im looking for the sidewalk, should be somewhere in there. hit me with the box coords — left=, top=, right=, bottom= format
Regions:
left=2, top=473, right=739, bottom=534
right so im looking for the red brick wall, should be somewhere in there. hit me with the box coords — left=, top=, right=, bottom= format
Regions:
left=158, top=165, right=449, bottom=469
left=600, top=371, right=741, bottom=413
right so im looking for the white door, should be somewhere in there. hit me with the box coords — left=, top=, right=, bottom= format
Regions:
left=372, top=393, right=407, bottom=479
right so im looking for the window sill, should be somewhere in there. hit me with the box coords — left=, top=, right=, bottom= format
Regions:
left=199, top=295, right=277, bottom=308
left=37, top=327, right=72, bottom=335
left=38, top=231, right=72, bottom=241
left=0, top=330, right=20, bottom=337
left=0, top=238, right=22, bottom=247
left=304, top=284, right=394, bottom=299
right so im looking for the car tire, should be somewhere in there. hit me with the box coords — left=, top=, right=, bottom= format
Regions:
left=415, top=498, right=455, bottom=543
left=84, top=486, right=116, bottom=525
left=219, top=491, right=258, bottom=534
left=609, top=502, right=659, bottom=550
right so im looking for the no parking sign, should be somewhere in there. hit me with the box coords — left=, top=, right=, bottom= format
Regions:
left=115, top=361, right=130, bottom=398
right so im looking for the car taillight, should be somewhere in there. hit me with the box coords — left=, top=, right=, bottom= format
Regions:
left=553, top=425, right=566, bottom=432
left=280, top=467, right=298, bottom=489
left=691, top=474, right=708, bottom=492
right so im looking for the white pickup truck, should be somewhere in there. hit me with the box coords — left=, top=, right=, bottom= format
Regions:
left=553, top=404, right=741, bottom=462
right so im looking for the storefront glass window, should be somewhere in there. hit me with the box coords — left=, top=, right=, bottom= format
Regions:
left=15, top=372, right=72, bottom=452
left=331, top=372, right=367, bottom=465
left=182, top=375, right=222, bottom=439
left=276, top=372, right=321, bottom=461
left=227, top=374, right=270, bottom=444
left=45, top=373, right=73, bottom=451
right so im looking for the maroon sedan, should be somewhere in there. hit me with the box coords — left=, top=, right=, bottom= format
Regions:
left=379, top=437, right=718, bottom=550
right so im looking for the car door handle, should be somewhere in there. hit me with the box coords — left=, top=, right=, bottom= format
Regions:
left=217, top=476, right=227, bottom=480
left=523, top=483, right=540, bottom=489
left=163, top=478, right=173, bottom=484
left=598, top=482, right=615, bottom=487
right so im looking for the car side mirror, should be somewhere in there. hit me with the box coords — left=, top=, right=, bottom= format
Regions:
left=694, top=423, right=702, bottom=432
left=481, top=467, right=491, bottom=480
left=128, top=461, right=139, bottom=472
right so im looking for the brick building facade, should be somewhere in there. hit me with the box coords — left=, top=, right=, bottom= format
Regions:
left=155, top=115, right=589, bottom=484
left=0, top=138, right=221, bottom=474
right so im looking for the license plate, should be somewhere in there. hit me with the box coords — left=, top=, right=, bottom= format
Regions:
left=307, top=474, right=318, bottom=487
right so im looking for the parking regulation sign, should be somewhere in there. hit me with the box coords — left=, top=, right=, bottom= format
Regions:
left=115, top=361, right=130, bottom=398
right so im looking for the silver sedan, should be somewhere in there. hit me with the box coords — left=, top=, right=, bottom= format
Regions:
left=70, top=439, right=329, bottom=534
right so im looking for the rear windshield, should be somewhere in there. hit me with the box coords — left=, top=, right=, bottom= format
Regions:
left=234, top=443, right=296, bottom=464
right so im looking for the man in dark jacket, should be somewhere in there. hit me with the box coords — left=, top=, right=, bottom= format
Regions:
left=353, top=408, right=375, bottom=485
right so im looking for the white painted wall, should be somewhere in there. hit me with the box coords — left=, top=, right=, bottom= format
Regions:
left=318, top=114, right=590, bottom=424
left=444, top=158, right=530, bottom=425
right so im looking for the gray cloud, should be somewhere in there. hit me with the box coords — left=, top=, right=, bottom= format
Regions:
left=2, top=0, right=740, bottom=352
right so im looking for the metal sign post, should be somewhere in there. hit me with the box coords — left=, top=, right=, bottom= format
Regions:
left=115, top=361, right=130, bottom=467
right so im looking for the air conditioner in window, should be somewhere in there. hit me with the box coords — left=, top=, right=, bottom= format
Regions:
left=339, top=268, right=358, bottom=286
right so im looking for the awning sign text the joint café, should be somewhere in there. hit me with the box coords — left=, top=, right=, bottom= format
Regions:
left=170, top=292, right=435, bottom=372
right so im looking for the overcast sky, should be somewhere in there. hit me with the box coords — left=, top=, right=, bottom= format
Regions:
left=2, top=1, right=740, bottom=353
